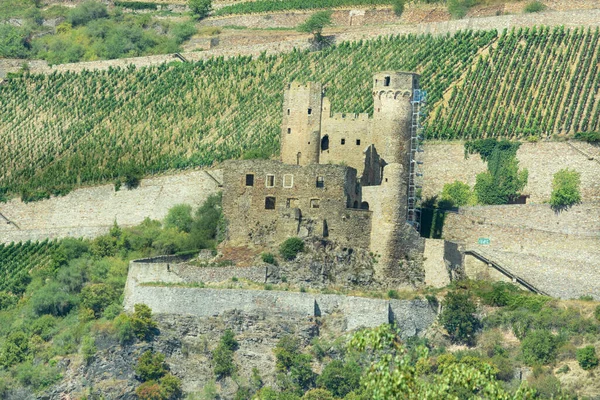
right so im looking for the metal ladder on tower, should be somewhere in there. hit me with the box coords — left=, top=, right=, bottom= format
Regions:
left=407, top=89, right=426, bottom=232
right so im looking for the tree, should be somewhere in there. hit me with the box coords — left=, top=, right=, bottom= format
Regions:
left=279, top=238, right=304, bottom=261
left=189, top=0, right=212, bottom=20
left=440, top=291, right=481, bottom=346
left=576, top=346, right=598, bottom=370
left=316, top=360, right=361, bottom=397
left=164, top=204, right=193, bottom=233
left=297, top=11, right=333, bottom=47
left=550, top=168, right=581, bottom=210
left=0, top=25, right=31, bottom=59
left=136, top=350, right=168, bottom=382
left=392, top=0, right=405, bottom=17
left=440, top=181, right=475, bottom=208
left=521, top=330, right=559, bottom=366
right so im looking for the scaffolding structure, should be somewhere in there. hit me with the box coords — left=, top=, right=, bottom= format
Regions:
left=407, top=89, right=426, bottom=232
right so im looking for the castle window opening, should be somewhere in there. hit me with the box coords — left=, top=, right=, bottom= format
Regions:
left=361, top=202, right=370, bottom=210
left=266, top=174, right=275, bottom=187
left=323, top=220, right=329, bottom=237
left=283, top=174, right=293, bottom=188
left=316, top=177, right=325, bottom=188
left=384, top=76, right=391, bottom=86
left=265, top=197, right=276, bottom=210
left=310, top=199, right=320, bottom=209
left=287, top=128, right=291, bottom=134
left=245, top=174, right=254, bottom=186
left=356, top=139, right=361, bottom=146
left=341, top=139, right=346, bottom=145
left=353, top=201, right=359, bottom=208
left=287, top=109, right=290, bottom=115
left=287, top=198, right=299, bottom=208
left=308, top=108, right=312, bottom=115
left=321, top=135, right=329, bottom=151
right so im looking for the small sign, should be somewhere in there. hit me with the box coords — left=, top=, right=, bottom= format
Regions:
left=478, top=238, right=491, bottom=245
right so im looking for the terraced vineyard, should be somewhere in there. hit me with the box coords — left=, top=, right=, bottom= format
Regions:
left=0, top=27, right=599, bottom=199
left=0, top=240, right=59, bottom=295
left=213, top=0, right=392, bottom=16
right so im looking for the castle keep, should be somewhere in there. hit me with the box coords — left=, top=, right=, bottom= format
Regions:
left=222, top=72, right=425, bottom=282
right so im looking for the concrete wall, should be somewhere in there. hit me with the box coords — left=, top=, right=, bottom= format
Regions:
left=0, top=170, right=222, bottom=244
left=423, top=142, right=600, bottom=203
left=124, top=261, right=437, bottom=336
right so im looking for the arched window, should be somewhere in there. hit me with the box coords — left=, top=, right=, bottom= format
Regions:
left=321, top=135, right=329, bottom=151
left=361, top=202, right=370, bottom=210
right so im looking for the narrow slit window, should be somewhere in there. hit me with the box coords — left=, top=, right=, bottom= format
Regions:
left=287, top=109, right=290, bottom=115
left=266, top=174, right=275, bottom=187
left=287, top=128, right=291, bottom=134
left=245, top=174, right=254, bottom=186
left=356, top=139, right=361, bottom=145
left=316, top=177, right=324, bottom=188
left=384, top=76, right=391, bottom=86
left=341, top=139, right=346, bottom=145
left=265, top=197, right=276, bottom=210
left=308, top=108, right=312, bottom=115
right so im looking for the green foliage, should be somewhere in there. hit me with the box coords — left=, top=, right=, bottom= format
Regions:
left=261, top=252, right=277, bottom=265
left=242, top=148, right=273, bottom=160
left=466, top=139, right=528, bottom=205
left=440, top=181, right=475, bottom=208
left=189, top=193, right=223, bottom=249
left=302, top=388, right=334, bottom=400
left=81, top=335, right=97, bottom=364
left=170, top=22, right=197, bottom=45
left=275, top=335, right=302, bottom=372
left=213, top=329, right=238, bottom=379
left=215, top=0, right=391, bottom=16
left=67, top=1, right=109, bottom=27
left=114, top=1, right=158, bottom=10
left=0, top=25, right=31, bottom=58
left=447, top=0, right=477, bottom=19
left=521, top=330, right=560, bottom=366
left=189, top=0, right=212, bottom=19
left=0, top=331, right=29, bottom=368
left=297, top=11, right=333, bottom=44
left=316, top=360, right=361, bottom=397
left=574, top=131, right=600, bottom=143
left=279, top=238, right=305, bottom=260
left=136, top=350, right=168, bottom=382
left=347, top=324, right=535, bottom=399
left=392, top=0, right=405, bottom=17
left=440, top=291, right=481, bottom=346
left=132, top=303, right=158, bottom=340
left=524, top=1, right=545, bottom=13
left=165, top=204, right=194, bottom=233
left=576, top=346, right=598, bottom=370
left=13, top=361, right=61, bottom=391
left=31, top=282, right=78, bottom=316
left=0, top=291, right=18, bottom=311
left=595, top=305, right=600, bottom=321
left=80, top=283, right=117, bottom=317
left=274, top=335, right=316, bottom=395
left=550, top=168, right=581, bottom=209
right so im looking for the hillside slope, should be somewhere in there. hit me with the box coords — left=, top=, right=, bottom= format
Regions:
left=1, top=27, right=598, bottom=198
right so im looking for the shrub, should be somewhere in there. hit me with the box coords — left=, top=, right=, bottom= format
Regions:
left=316, top=360, right=361, bottom=397
left=302, top=388, right=334, bottom=400
left=189, top=0, right=212, bottom=19
left=114, top=313, right=136, bottom=344
left=297, top=10, right=333, bottom=45
left=387, top=290, right=400, bottom=299
left=274, top=335, right=301, bottom=372
left=80, top=283, right=117, bottom=317
left=0, top=331, right=29, bottom=367
left=131, top=303, right=158, bottom=340
left=447, top=0, right=476, bottom=19
left=279, top=237, right=305, bottom=260
left=550, top=168, right=581, bottom=210
left=0, top=291, right=18, bottom=311
left=392, top=0, right=405, bottom=17
left=136, top=350, right=168, bottom=382
left=213, top=330, right=238, bottom=379
left=440, top=291, right=481, bottom=346
left=136, top=381, right=163, bottom=400
left=574, top=131, right=600, bottom=143
left=164, top=204, right=194, bottom=233
left=595, top=305, right=600, bottom=321
left=521, top=330, right=559, bottom=366
left=261, top=252, right=277, bottom=265
left=68, top=0, right=108, bottom=26
left=31, top=282, right=78, bottom=316
left=159, top=373, right=182, bottom=399
left=524, top=1, right=545, bottom=13
left=81, top=335, right=97, bottom=364
left=440, top=181, right=475, bottom=207
left=0, top=24, right=31, bottom=59
left=576, top=346, right=598, bottom=370
left=170, top=21, right=197, bottom=45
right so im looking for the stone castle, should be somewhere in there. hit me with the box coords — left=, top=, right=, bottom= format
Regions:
left=221, top=71, right=425, bottom=283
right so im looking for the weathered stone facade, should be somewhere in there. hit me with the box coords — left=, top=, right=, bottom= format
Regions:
left=221, top=72, right=424, bottom=284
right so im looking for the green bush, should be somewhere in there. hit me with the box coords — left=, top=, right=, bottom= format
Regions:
left=189, top=0, right=212, bottom=19
left=80, top=283, right=117, bottom=317
left=524, top=1, right=545, bottom=13
left=316, top=360, right=361, bottom=397
left=392, top=0, right=405, bottom=17
left=164, top=204, right=194, bottom=233
left=447, top=0, right=477, bottom=19
left=0, top=291, right=18, bottom=311
left=213, top=329, right=238, bottom=379
left=31, top=282, right=78, bottom=316
left=170, top=21, right=197, bottom=45
left=136, top=350, right=168, bottom=382
left=81, top=335, right=97, bottom=364
left=189, top=193, right=223, bottom=249
left=521, top=330, right=559, bottom=366
left=440, top=181, right=475, bottom=207
left=131, top=303, right=158, bottom=340
left=0, top=331, right=29, bottom=367
left=68, top=0, right=108, bottom=27
left=576, top=346, right=598, bottom=370
left=297, top=10, right=333, bottom=45
left=595, top=305, right=600, bottom=321
left=550, top=168, right=581, bottom=210
left=574, top=131, right=600, bottom=143
left=274, top=335, right=302, bottom=372
left=302, top=388, right=335, bottom=400
left=0, top=24, right=31, bottom=58
left=440, top=291, right=481, bottom=346
left=279, top=237, right=305, bottom=260
left=262, top=252, right=277, bottom=265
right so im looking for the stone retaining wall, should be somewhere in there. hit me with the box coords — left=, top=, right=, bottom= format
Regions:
left=0, top=169, right=222, bottom=244
left=124, top=260, right=437, bottom=335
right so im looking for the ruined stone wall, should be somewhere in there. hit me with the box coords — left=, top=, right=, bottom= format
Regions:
left=0, top=170, right=222, bottom=244
left=320, top=107, right=372, bottom=172
left=423, top=142, right=600, bottom=203
left=221, top=160, right=369, bottom=249
left=124, top=261, right=437, bottom=335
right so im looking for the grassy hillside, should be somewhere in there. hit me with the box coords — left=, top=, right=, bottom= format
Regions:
left=1, top=27, right=599, bottom=200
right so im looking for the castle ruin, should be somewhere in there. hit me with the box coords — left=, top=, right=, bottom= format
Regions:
left=221, top=71, right=426, bottom=283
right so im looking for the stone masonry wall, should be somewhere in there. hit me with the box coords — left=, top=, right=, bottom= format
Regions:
left=0, top=170, right=222, bottom=244
left=124, top=261, right=437, bottom=336
left=423, top=142, right=600, bottom=203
